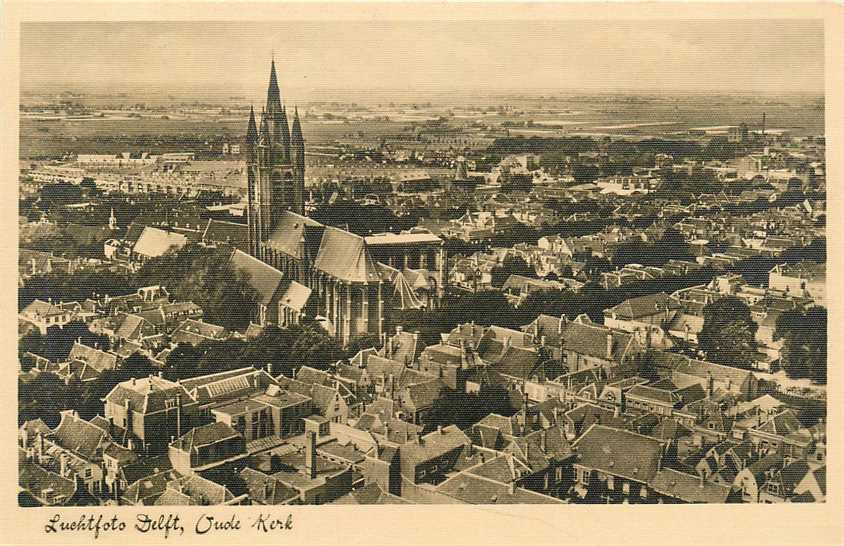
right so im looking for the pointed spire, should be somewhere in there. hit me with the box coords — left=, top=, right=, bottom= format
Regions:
left=246, top=105, right=258, bottom=143
left=291, top=106, right=303, bottom=143
left=266, top=59, right=282, bottom=113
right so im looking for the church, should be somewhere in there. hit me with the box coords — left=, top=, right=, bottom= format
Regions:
left=238, top=61, right=446, bottom=346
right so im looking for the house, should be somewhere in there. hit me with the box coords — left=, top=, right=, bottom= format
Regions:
left=436, top=472, right=566, bottom=504
left=332, top=482, right=411, bottom=504
left=253, top=431, right=354, bottom=505
left=759, top=460, right=825, bottom=503
left=19, top=299, right=74, bottom=335
left=154, top=474, right=243, bottom=505
left=168, top=422, right=249, bottom=475
left=603, top=293, right=683, bottom=348
left=653, top=352, right=762, bottom=401
left=170, top=319, right=229, bottom=346
left=19, top=452, right=84, bottom=506
left=768, top=262, right=825, bottom=306
left=570, top=424, right=666, bottom=503
left=25, top=411, right=112, bottom=498
left=131, top=227, right=188, bottom=263
left=734, top=452, right=783, bottom=503
left=522, top=314, right=646, bottom=373
left=240, top=467, right=301, bottom=505
left=103, top=374, right=200, bottom=454
left=649, top=468, right=735, bottom=503
left=399, top=425, right=471, bottom=491
left=117, top=457, right=178, bottom=505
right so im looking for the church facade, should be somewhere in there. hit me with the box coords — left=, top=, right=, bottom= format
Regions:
left=242, top=61, right=445, bottom=346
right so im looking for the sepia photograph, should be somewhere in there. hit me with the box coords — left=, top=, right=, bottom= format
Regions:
left=11, top=7, right=831, bottom=522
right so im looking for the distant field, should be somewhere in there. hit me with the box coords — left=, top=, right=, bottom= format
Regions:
left=19, top=95, right=823, bottom=159
left=19, top=118, right=411, bottom=158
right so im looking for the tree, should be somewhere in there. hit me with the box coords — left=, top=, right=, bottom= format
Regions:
left=775, top=307, right=827, bottom=383
left=289, top=324, right=345, bottom=372
left=572, top=164, right=600, bottom=184
left=429, top=385, right=515, bottom=430
left=18, top=322, right=110, bottom=362
left=136, top=245, right=258, bottom=331
left=19, top=372, right=82, bottom=427
left=491, top=255, right=535, bottom=287
left=698, top=297, right=759, bottom=369
left=345, top=334, right=382, bottom=359
left=77, top=354, right=158, bottom=420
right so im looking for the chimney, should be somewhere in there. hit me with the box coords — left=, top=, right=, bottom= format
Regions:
left=267, top=362, right=274, bottom=376
left=36, top=432, right=44, bottom=460
left=124, top=399, right=133, bottom=435
left=558, top=315, right=566, bottom=334
left=606, top=333, right=613, bottom=359
left=60, top=454, right=68, bottom=477
left=157, top=371, right=163, bottom=378
left=707, top=372, right=714, bottom=397
left=437, top=425, right=443, bottom=435
left=305, top=431, right=318, bottom=480
left=176, top=393, right=182, bottom=439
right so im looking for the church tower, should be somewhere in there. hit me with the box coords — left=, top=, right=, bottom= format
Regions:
left=245, top=60, right=306, bottom=259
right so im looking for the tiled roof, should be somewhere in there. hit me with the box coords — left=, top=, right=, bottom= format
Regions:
left=492, top=346, right=541, bottom=380
left=240, top=468, right=299, bottom=505
left=106, top=376, right=195, bottom=414
left=171, top=318, right=227, bottom=343
left=172, top=422, right=242, bottom=453
left=402, top=379, right=446, bottom=411
left=332, top=482, right=410, bottom=504
left=296, top=366, right=334, bottom=387
left=649, top=468, right=731, bottom=503
left=19, top=459, right=77, bottom=505
left=400, top=425, right=470, bottom=468
left=21, top=299, right=68, bottom=318
left=757, top=409, right=802, bottom=437
left=523, top=314, right=641, bottom=363
left=656, top=352, right=754, bottom=388
left=437, top=473, right=565, bottom=504
left=50, top=412, right=108, bottom=461
left=572, top=424, right=664, bottom=483
left=564, top=403, right=627, bottom=436
left=627, top=385, right=680, bottom=406
left=606, top=293, right=682, bottom=320
left=133, top=227, right=187, bottom=258
left=157, top=474, right=235, bottom=505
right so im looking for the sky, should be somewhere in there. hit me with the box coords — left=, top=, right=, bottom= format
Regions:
left=21, top=20, right=824, bottom=100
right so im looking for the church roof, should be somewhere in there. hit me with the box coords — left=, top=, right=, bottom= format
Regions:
left=264, top=212, right=323, bottom=260
left=314, top=227, right=382, bottom=283
left=229, top=249, right=284, bottom=306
